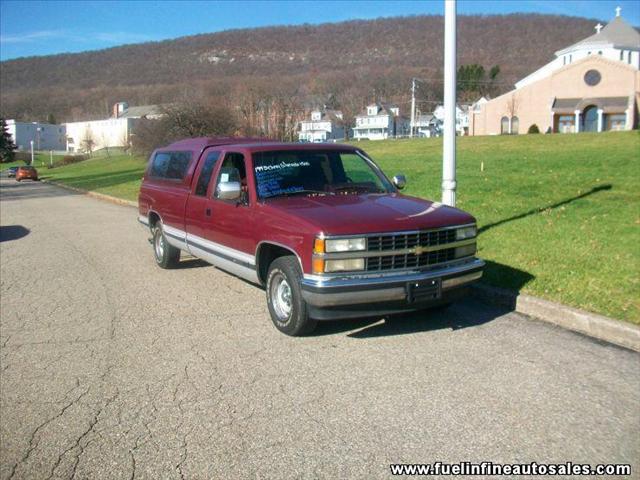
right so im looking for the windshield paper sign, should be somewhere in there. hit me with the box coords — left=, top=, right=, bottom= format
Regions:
left=255, top=161, right=311, bottom=198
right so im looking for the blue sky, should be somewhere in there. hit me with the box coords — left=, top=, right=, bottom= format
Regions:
left=1, top=0, right=638, bottom=61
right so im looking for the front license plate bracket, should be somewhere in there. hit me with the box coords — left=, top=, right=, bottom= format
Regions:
left=406, top=278, right=441, bottom=303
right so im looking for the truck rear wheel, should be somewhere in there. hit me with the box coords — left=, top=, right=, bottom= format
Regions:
left=152, top=221, right=180, bottom=269
left=266, top=256, right=317, bottom=336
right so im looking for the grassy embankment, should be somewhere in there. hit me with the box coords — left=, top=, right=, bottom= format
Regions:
left=356, top=131, right=639, bottom=323
left=6, top=132, right=638, bottom=322
left=22, top=150, right=146, bottom=201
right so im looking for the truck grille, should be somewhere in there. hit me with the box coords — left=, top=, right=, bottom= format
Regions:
left=366, top=248, right=456, bottom=271
left=365, top=229, right=458, bottom=272
left=367, top=229, right=456, bottom=251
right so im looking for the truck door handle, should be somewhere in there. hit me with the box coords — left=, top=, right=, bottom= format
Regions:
left=205, top=208, right=211, bottom=217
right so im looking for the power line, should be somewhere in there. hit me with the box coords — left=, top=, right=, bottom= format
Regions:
left=413, top=76, right=514, bottom=86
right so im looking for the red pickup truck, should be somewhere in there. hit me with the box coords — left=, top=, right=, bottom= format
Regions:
left=138, top=137, right=484, bottom=336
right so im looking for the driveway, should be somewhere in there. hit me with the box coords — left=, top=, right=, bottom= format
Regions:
left=1, top=178, right=638, bottom=479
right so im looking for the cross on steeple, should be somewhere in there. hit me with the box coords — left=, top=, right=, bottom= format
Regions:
left=615, top=6, right=622, bottom=17
left=595, top=23, right=603, bottom=34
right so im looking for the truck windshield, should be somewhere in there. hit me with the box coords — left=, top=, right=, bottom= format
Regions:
left=253, top=150, right=393, bottom=200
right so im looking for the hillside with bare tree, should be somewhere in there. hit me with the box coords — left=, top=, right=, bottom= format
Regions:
left=0, top=14, right=605, bottom=122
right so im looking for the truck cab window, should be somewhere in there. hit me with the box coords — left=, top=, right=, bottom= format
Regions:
left=195, top=151, right=220, bottom=196
left=215, top=153, right=247, bottom=199
left=150, top=151, right=191, bottom=180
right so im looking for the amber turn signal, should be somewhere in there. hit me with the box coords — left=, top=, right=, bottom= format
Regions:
left=313, top=238, right=325, bottom=254
left=312, top=258, right=325, bottom=274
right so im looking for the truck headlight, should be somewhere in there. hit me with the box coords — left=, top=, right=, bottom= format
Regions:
left=325, top=238, right=366, bottom=253
left=324, top=258, right=365, bottom=272
left=456, top=225, right=477, bottom=240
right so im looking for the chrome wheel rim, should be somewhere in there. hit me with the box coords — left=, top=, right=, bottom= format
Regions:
left=154, top=228, right=165, bottom=261
left=271, top=273, right=292, bottom=321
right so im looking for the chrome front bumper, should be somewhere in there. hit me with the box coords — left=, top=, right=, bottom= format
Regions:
left=300, top=258, right=484, bottom=308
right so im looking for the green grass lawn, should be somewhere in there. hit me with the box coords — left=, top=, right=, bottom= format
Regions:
left=18, top=132, right=639, bottom=322
left=353, top=131, right=639, bottom=323
left=39, top=153, right=146, bottom=201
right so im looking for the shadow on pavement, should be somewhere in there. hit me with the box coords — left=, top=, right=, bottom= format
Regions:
left=0, top=225, right=30, bottom=242
left=0, top=179, right=81, bottom=201
left=175, top=258, right=211, bottom=269
left=312, top=260, right=534, bottom=339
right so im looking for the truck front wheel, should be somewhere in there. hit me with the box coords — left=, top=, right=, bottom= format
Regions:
left=266, top=256, right=317, bottom=336
left=152, top=221, right=180, bottom=269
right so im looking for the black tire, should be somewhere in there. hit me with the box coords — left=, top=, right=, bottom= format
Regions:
left=152, top=221, right=180, bottom=269
left=266, top=256, right=317, bottom=336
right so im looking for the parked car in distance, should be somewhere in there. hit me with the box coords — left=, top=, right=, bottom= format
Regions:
left=15, top=166, right=38, bottom=181
left=4, top=166, right=19, bottom=178
left=138, top=137, right=484, bottom=336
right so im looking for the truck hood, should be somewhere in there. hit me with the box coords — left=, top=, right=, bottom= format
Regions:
left=262, top=193, right=476, bottom=235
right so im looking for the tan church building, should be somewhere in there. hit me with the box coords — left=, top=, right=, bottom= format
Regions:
left=469, top=8, right=640, bottom=135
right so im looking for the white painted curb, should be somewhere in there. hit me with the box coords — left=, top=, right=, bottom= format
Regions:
left=41, top=179, right=138, bottom=208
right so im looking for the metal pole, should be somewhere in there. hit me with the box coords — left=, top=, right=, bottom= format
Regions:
left=30, top=140, right=34, bottom=166
left=410, top=78, right=416, bottom=138
left=442, top=0, right=457, bottom=206
left=50, top=150, right=53, bottom=168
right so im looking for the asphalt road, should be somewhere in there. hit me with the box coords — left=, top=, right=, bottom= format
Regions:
left=1, top=177, right=639, bottom=479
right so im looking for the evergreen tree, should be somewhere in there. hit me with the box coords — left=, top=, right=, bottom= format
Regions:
left=0, top=119, right=17, bottom=163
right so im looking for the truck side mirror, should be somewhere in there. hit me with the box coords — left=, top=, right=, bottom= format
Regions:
left=392, top=174, right=407, bottom=190
left=217, top=181, right=242, bottom=200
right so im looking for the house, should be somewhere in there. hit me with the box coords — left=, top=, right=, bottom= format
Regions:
left=412, top=114, right=441, bottom=137
left=5, top=120, right=66, bottom=151
left=353, top=104, right=410, bottom=140
left=469, top=8, right=640, bottom=135
left=298, top=109, right=345, bottom=142
left=433, top=104, right=470, bottom=136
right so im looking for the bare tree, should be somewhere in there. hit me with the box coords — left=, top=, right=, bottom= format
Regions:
left=505, top=95, right=519, bottom=134
left=101, top=131, right=111, bottom=157
left=506, top=95, right=519, bottom=118
left=132, top=101, right=238, bottom=156
left=120, top=129, right=131, bottom=155
left=81, top=128, right=96, bottom=156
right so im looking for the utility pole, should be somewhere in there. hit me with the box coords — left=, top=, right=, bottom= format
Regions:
left=442, top=0, right=457, bottom=206
left=410, top=78, right=416, bottom=138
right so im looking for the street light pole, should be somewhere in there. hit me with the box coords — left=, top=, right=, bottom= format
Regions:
left=442, top=0, right=457, bottom=207
left=410, top=78, right=416, bottom=138
left=30, top=140, right=34, bottom=166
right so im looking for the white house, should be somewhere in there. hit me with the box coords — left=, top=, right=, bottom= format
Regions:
left=413, top=114, right=441, bottom=137
left=6, top=120, right=67, bottom=151
left=433, top=104, right=469, bottom=136
left=353, top=104, right=410, bottom=140
left=298, top=109, right=345, bottom=142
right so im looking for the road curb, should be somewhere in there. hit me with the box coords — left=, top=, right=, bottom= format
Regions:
left=41, top=179, right=138, bottom=208
left=471, top=284, right=640, bottom=352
